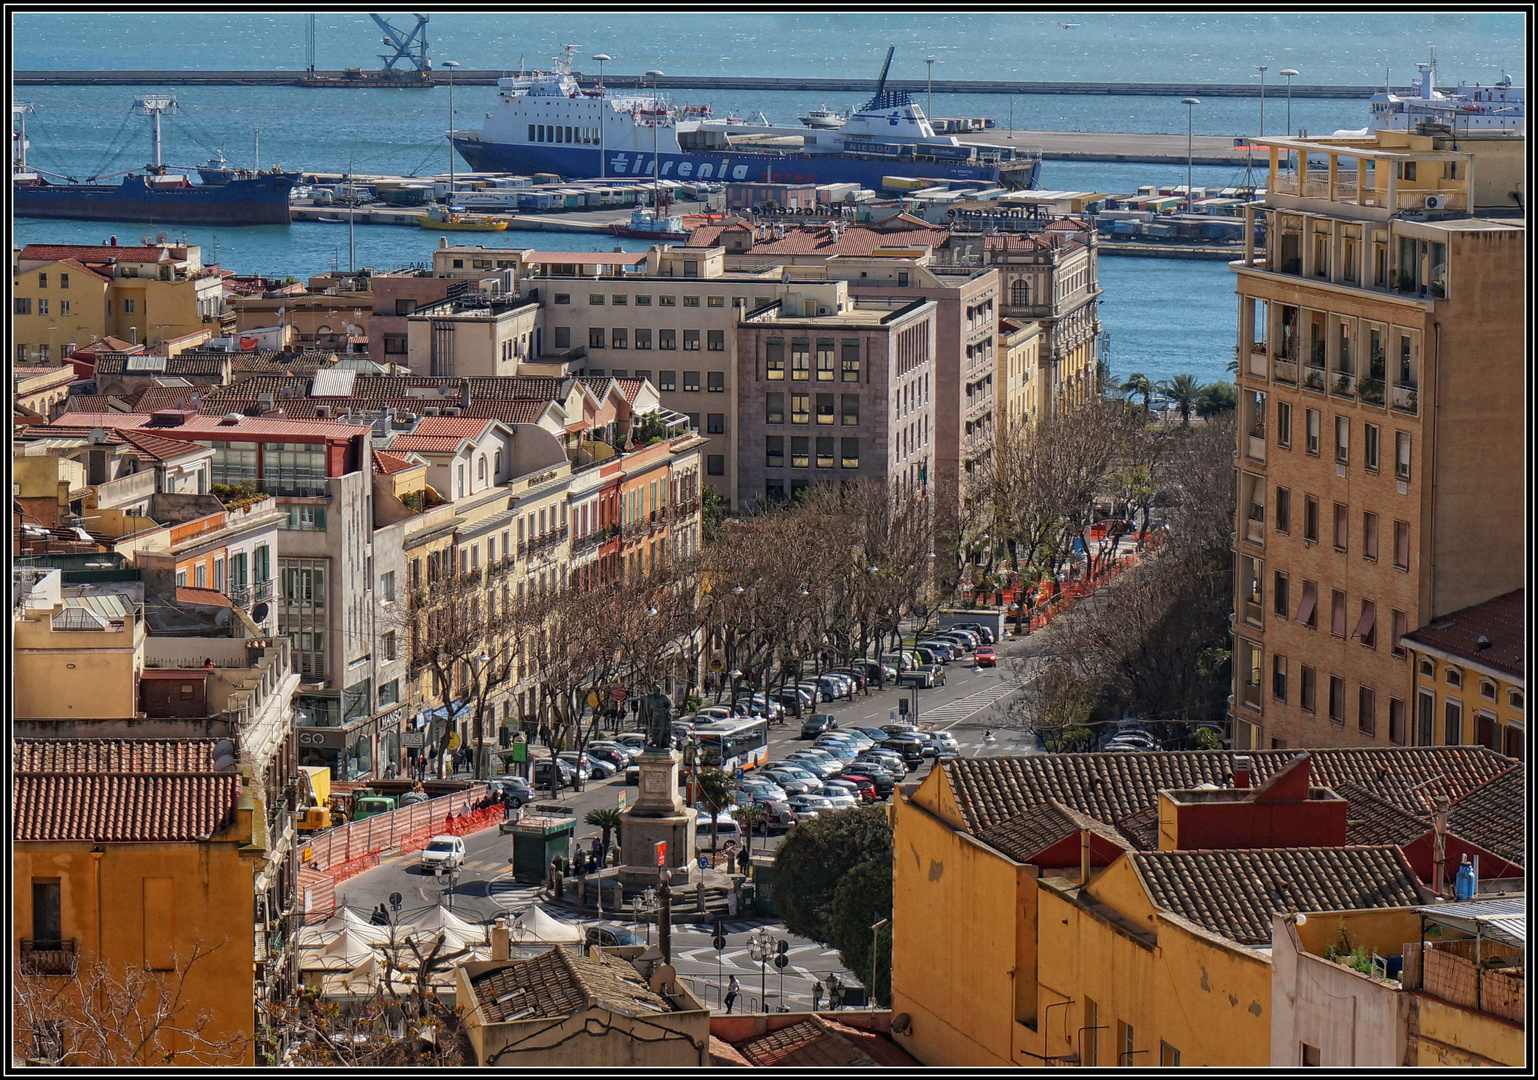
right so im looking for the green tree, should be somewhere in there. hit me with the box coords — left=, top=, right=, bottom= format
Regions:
left=734, top=802, right=768, bottom=863
left=1119, top=371, right=1157, bottom=413
left=1157, top=373, right=1203, bottom=426
left=693, top=768, right=736, bottom=852
left=700, top=487, right=729, bottom=546
left=772, top=805, right=892, bottom=945
left=584, top=807, right=622, bottom=854
left=1195, top=380, right=1238, bottom=418
left=828, top=858, right=893, bottom=1007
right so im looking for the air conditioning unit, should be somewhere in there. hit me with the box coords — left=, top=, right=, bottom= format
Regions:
left=1423, top=194, right=1446, bottom=210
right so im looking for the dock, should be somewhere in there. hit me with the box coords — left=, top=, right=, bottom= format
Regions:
left=969, top=129, right=1266, bottom=168
left=14, top=68, right=1412, bottom=100
left=291, top=204, right=624, bottom=234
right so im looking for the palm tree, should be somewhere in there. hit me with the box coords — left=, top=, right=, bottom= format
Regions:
left=1195, top=380, right=1238, bottom=418
left=734, top=803, right=768, bottom=866
left=1157, top=373, right=1202, bottom=426
left=1119, top=371, right=1156, bottom=413
left=694, top=768, right=737, bottom=854
left=584, top=807, right=623, bottom=860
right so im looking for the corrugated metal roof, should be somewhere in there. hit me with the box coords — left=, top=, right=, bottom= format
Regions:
left=310, top=368, right=358, bottom=397
left=1416, top=898, right=1526, bottom=948
left=126, top=355, right=167, bottom=371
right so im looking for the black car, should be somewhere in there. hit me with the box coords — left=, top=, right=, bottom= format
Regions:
left=800, top=712, right=839, bottom=738
left=881, top=733, right=927, bottom=763
left=840, top=769, right=895, bottom=798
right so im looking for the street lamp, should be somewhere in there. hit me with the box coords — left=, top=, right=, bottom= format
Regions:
left=1181, top=98, right=1201, bottom=214
left=925, top=57, right=934, bottom=121
left=870, top=918, right=889, bottom=1007
left=1280, top=68, right=1299, bottom=137
left=1256, top=65, right=1268, bottom=137
left=443, top=60, right=460, bottom=203
left=471, top=652, right=491, bottom=779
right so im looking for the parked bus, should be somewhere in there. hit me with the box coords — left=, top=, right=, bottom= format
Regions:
left=691, top=717, right=770, bottom=774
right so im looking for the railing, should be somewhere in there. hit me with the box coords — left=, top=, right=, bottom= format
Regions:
left=1301, top=367, right=1325, bottom=392
left=1246, top=435, right=1266, bottom=462
left=1272, top=359, right=1297, bottom=384
left=20, top=939, right=76, bottom=976
left=168, top=512, right=228, bottom=546
left=1332, top=372, right=1356, bottom=398
left=1391, top=385, right=1418, bottom=414
left=228, top=578, right=273, bottom=608
left=1245, top=517, right=1265, bottom=544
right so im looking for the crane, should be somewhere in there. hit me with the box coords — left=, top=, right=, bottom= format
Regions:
left=371, top=13, right=430, bottom=74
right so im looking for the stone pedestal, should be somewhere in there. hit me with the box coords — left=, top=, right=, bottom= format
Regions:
left=617, top=748, right=697, bottom=888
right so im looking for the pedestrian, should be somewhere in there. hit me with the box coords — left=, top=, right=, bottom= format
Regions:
left=370, top=904, right=387, bottom=926
left=573, top=848, right=587, bottom=876
left=812, top=978, right=824, bottom=1012
left=725, top=974, right=741, bottom=1013
left=590, top=836, right=603, bottom=860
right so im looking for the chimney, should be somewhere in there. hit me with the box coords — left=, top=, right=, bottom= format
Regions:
left=110, top=235, right=118, bottom=246
left=1232, top=753, right=1252, bottom=789
left=1080, top=826, right=1093, bottom=885
left=491, top=917, right=511, bottom=961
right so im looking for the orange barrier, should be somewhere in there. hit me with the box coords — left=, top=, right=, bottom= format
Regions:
left=327, top=849, right=382, bottom=884
left=445, top=805, right=503, bottom=836
left=398, top=826, right=436, bottom=856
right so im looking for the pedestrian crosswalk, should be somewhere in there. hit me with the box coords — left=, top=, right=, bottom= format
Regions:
left=916, top=674, right=1026, bottom=729
left=487, top=876, right=544, bottom=911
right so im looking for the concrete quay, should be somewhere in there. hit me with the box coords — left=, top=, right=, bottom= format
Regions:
left=291, top=204, right=622, bottom=234
left=970, top=128, right=1265, bottom=167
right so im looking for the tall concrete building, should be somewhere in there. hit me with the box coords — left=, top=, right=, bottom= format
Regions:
left=1228, top=127, right=1524, bottom=752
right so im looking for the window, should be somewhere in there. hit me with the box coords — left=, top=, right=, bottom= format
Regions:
left=1416, top=691, right=1435, bottom=746
left=1305, top=408, right=1320, bottom=454
left=683, top=329, right=701, bottom=351
left=122, top=298, right=135, bottom=314
left=707, top=454, right=725, bottom=476
left=841, top=394, right=860, bottom=426
left=1116, top=1020, right=1136, bottom=1067
left=791, top=393, right=810, bottom=424
left=14, top=298, right=31, bottom=315
left=1393, top=519, right=1410, bottom=569
left=636, top=294, right=652, bottom=306
left=765, top=436, right=784, bottom=468
left=380, top=570, right=396, bottom=602
left=1390, top=608, right=1408, bottom=658
left=59, top=300, right=70, bottom=316
left=1331, top=589, right=1347, bottom=637
left=635, top=369, right=652, bottom=382
left=841, top=437, right=860, bottom=469
left=589, top=327, right=606, bottom=349
left=1083, top=999, right=1098, bottom=1067
left=765, top=479, right=785, bottom=502
left=1419, top=658, right=1435, bottom=677
left=816, top=436, right=834, bottom=468
left=1354, top=599, right=1377, bottom=648
left=791, top=338, right=810, bottom=380
left=766, top=392, right=785, bottom=424
left=1359, top=685, right=1376, bottom=734
left=635, top=328, right=653, bottom=350
left=1359, top=510, right=1379, bottom=561
left=766, top=337, right=785, bottom=379
left=708, top=295, right=725, bottom=308
left=1304, top=496, right=1318, bottom=542
left=1476, top=711, right=1501, bottom=752
left=588, top=293, right=605, bottom=306
left=683, top=295, right=700, bottom=306
left=659, top=329, right=677, bottom=350
left=1389, top=697, right=1407, bottom=745
left=1332, top=502, right=1348, bottom=551
left=1478, top=679, right=1497, bottom=701
left=1395, top=431, right=1411, bottom=479
left=659, top=370, right=676, bottom=391
left=553, top=326, right=571, bottom=349
left=37, top=298, right=49, bottom=316
left=59, top=273, right=69, bottom=289
left=1273, top=571, right=1289, bottom=618
left=194, top=563, right=207, bottom=588
left=1160, top=1042, right=1180, bottom=1068
left=1444, top=699, right=1463, bottom=744
left=816, top=393, right=835, bottom=425
left=816, top=339, right=835, bottom=381
left=1329, top=675, right=1346, bottom=723
left=707, top=412, right=724, bottom=434
left=1445, top=666, right=1462, bottom=689
left=1335, top=416, right=1349, bottom=463
left=1364, top=423, right=1380, bottom=470
left=790, top=436, right=809, bottom=468
left=382, top=629, right=398, bottom=662
left=38, top=273, right=48, bottom=288
left=841, top=340, right=861, bottom=382
left=1273, top=654, right=1288, bottom=701
left=1296, top=579, right=1317, bottom=627
left=1302, top=1043, right=1321, bottom=1067
left=611, top=328, right=628, bottom=349
left=378, top=678, right=399, bottom=707
left=1276, top=401, right=1292, bottom=447
left=708, top=329, right=724, bottom=351
left=610, top=293, right=627, bottom=306
left=683, top=371, right=700, bottom=392
left=708, top=370, right=724, bottom=392
left=1275, top=486, right=1290, bottom=533
left=384, top=334, right=407, bottom=355
left=1301, top=665, right=1317, bottom=712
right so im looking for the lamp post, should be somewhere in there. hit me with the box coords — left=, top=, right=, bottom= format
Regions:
left=470, top=652, right=491, bottom=779
left=443, top=60, right=460, bottom=204
left=926, top=57, right=934, bottom=121
left=593, top=54, right=611, bottom=180
left=1281, top=68, right=1299, bottom=137
left=1181, top=98, right=1201, bottom=213
left=870, top=918, right=889, bottom=1007
left=1256, top=65, right=1267, bottom=137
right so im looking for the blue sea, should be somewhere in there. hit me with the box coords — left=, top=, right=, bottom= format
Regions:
left=12, top=11, right=1525, bottom=388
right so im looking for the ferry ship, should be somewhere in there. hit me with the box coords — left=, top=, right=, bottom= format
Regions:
left=452, top=46, right=1040, bottom=192
left=1336, top=53, right=1524, bottom=136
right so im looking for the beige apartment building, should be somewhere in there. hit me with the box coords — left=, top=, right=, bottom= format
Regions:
left=1229, top=127, right=1525, bottom=752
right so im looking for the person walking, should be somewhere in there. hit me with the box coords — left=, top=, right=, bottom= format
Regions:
left=724, top=974, right=741, bottom=1014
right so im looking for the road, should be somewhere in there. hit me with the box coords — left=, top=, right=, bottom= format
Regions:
left=332, top=627, right=1044, bottom=1005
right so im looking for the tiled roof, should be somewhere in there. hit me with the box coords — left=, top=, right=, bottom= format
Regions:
left=115, top=426, right=209, bottom=462
left=461, top=400, right=559, bottom=425
left=1446, top=766, right=1525, bottom=867
left=409, top=415, right=499, bottom=440
left=13, top=738, right=239, bottom=844
left=977, top=799, right=1130, bottom=863
left=20, top=243, right=168, bottom=263
left=385, top=434, right=471, bottom=453
left=1130, top=846, right=1425, bottom=945
left=469, top=946, right=673, bottom=1023
left=941, top=748, right=1517, bottom=834
left=1113, top=804, right=1160, bottom=850
left=372, top=449, right=420, bottom=475
left=61, top=395, right=134, bottom=413
left=1335, top=782, right=1429, bottom=847
left=1402, top=589, right=1524, bottom=681
left=176, top=586, right=234, bottom=608
left=91, top=355, right=232, bottom=377
left=687, top=221, right=947, bottom=256
left=731, top=1014, right=919, bottom=1067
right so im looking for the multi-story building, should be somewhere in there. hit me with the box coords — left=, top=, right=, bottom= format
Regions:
left=403, top=290, right=541, bottom=378
left=1229, top=127, right=1525, bottom=751
left=736, top=280, right=938, bottom=508
left=1402, top=589, right=1524, bottom=758
left=996, top=316, right=1045, bottom=432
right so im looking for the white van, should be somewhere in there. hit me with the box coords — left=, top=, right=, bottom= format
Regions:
left=694, top=811, right=741, bottom=851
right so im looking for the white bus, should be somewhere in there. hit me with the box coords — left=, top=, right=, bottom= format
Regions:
left=691, top=717, right=770, bottom=774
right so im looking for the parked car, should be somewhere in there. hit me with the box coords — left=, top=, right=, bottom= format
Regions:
left=880, top=652, right=918, bottom=672
left=487, top=778, right=536, bottom=808
left=856, top=752, right=910, bottom=777
left=746, top=797, right=798, bottom=832
left=785, top=751, right=843, bottom=779
left=828, top=668, right=868, bottom=691
left=797, top=680, right=834, bottom=703
left=763, top=767, right=820, bottom=795
left=817, top=785, right=861, bottom=811
left=734, top=693, right=783, bottom=719
left=929, top=730, right=960, bottom=754
left=589, top=740, right=640, bottom=763
left=585, top=747, right=630, bottom=773
left=817, top=674, right=855, bottom=700
left=800, top=712, right=839, bottom=738
left=738, top=778, right=789, bottom=803
left=786, top=793, right=837, bottom=819
left=898, top=664, right=945, bottom=688
left=882, top=733, right=928, bottom=764
left=839, top=770, right=893, bottom=799
left=825, top=777, right=876, bottom=803
left=533, top=759, right=576, bottom=789
left=771, top=687, right=809, bottom=717
left=845, top=659, right=894, bottom=686
left=934, top=629, right=978, bottom=649
left=614, top=731, right=649, bottom=752
left=419, top=834, right=466, bottom=875
left=853, top=725, right=890, bottom=742
left=916, top=641, right=958, bottom=662
left=812, top=742, right=858, bottom=763
left=586, top=923, right=645, bottom=950
left=974, top=645, right=998, bottom=668
left=557, top=751, right=608, bottom=780
left=948, top=622, right=996, bottom=644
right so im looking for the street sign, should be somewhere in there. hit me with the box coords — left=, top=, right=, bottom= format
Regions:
left=586, top=690, right=601, bottom=708
left=697, top=856, right=709, bottom=870
left=510, top=742, right=527, bottom=762
left=447, top=731, right=461, bottom=750
left=654, top=840, right=667, bottom=867
left=400, top=730, right=426, bottom=748
left=898, top=698, right=909, bottom=716
left=712, top=935, right=727, bottom=950
left=774, top=954, right=790, bottom=969
left=776, top=940, right=789, bottom=955
left=617, top=791, right=626, bottom=810
left=388, top=892, right=402, bottom=912
left=709, top=657, right=725, bottom=672
left=610, top=687, right=628, bottom=702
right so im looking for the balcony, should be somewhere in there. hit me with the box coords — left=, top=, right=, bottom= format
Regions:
left=1391, top=384, right=1419, bottom=415
left=1247, top=434, right=1267, bottom=462
left=227, top=578, right=273, bottom=608
left=20, top=939, right=76, bottom=976
left=1332, top=372, right=1356, bottom=398
left=1244, top=517, right=1265, bottom=544
left=1358, top=377, right=1384, bottom=407
left=1301, top=366, right=1326, bottom=393
left=1272, top=358, right=1297, bottom=384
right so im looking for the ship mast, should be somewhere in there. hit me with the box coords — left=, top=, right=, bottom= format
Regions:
left=13, top=102, right=33, bottom=174
left=136, top=95, right=177, bottom=173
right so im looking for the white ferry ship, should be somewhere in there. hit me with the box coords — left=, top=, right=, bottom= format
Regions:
left=451, top=45, right=1040, bottom=191
left=1336, top=52, right=1524, bottom=136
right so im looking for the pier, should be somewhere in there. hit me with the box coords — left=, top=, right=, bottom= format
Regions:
left=14, top=68, right=1417, bottom=99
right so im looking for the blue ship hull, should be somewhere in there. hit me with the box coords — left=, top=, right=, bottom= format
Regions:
left=13, top=173, right=295, bottom=226
left=452, top=140, right=1036, bottom=191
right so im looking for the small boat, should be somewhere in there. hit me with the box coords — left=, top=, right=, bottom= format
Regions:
left=609, top=205, right=689, bottom=241
left=315, top=215, right=346, bottom=223
left=415, top=205, right=508, bottom=231
left=197, top=150, right=243, bottom=186
left=798, top=104, right=848, bottom=129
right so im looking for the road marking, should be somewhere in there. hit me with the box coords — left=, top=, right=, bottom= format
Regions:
left=917, top=675, right=1027, bottom=729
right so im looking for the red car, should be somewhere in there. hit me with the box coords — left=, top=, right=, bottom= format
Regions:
left=975, top=646, right=998, bottom=668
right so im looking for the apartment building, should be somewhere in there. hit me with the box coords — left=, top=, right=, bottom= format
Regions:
left=1402, top=589, right=1524, bottom=759
left=735, top=280, right=938, bottom=508
left=1229, top=127, right=1525, bottom=751
left=997, top=317, right=1046, bottom=431
left=404, top=291, right=542, bottom=378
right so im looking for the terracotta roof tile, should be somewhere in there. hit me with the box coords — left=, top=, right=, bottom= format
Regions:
left=1446, top=766, right=1526, bottom=867
left=408, top=415, right=498, bottom=440
left=942, top=747, right=1516, bottom=835
left=687, top=221, right=946, bottom=257
left=1336, top=782, right=1430, bottom=847
left=21, top=243, right=167, bottom=263
left=469, top=946, right=673, bottom=1023
left=1113, top=804, right=1160, bottom=850
left=460, top=400, right=559, bottom=425
left=372, top=449, right=420, bottom=475
left=14, top=738, right=223, bottom=774
left=114, top=426, right=209, bottom=462
left=1403, top=589, right=1524, bottom=680
left=730, top=1014, right=919, bottom=1067
left=1130, top=846, right=1425, bottom=945
left=977, top=799, right=1130, bottom=863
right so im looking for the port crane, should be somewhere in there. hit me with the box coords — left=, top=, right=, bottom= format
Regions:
left=372, top=13, right=430, bottom=74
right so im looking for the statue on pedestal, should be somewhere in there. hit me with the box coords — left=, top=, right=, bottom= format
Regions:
left=638, top=685, right=674, bottom=751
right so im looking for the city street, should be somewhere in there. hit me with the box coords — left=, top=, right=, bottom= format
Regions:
left=332, top=625, right=1044, bottom=1007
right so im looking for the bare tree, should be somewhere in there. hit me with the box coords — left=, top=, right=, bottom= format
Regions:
left=12, top=940, right=248, bottom=1067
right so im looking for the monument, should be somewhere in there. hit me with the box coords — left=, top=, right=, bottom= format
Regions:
left=617, top=686, right=698, bottom=888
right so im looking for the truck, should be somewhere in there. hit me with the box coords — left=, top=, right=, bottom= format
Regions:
left=350, top=791, right=399, bottom=821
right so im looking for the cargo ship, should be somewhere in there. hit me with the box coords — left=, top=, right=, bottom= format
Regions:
left=452, top=45, right=1040, bottom=191
left=12, top=98, right=295, bottom=226
left=1333, top=50, right=1524, bottom=136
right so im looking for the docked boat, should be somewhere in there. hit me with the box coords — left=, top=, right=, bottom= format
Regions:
left=452, top=45, right=1040, bottom=191
left=798, top=105, right=849, bottom=129
left=12, top=99, right=295, bottom=225
left=1334, top=52, right=1525, bottom=136
left=609, top=205, right=690, bottom=240
left=415, top=205, right=509, bottom=231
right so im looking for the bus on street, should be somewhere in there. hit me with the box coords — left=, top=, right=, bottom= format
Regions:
left=691, top=717, right=770, bottom=774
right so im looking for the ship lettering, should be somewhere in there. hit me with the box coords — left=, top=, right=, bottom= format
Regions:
left=610, top=154, right=629, bottom=172
left=677, top=160, right=693, bottom=176
left=697, top=163, right=714, bottom=179
left=732, top=165, right=749, bottom=179
left=660, top=160, right=675, bottom=176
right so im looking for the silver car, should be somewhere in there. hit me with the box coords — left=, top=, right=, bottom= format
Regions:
left=787, top=793, right=837, bottom=819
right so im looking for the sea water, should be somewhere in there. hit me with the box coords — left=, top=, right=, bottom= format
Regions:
left=12, top=12, right=1525, bottom=389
